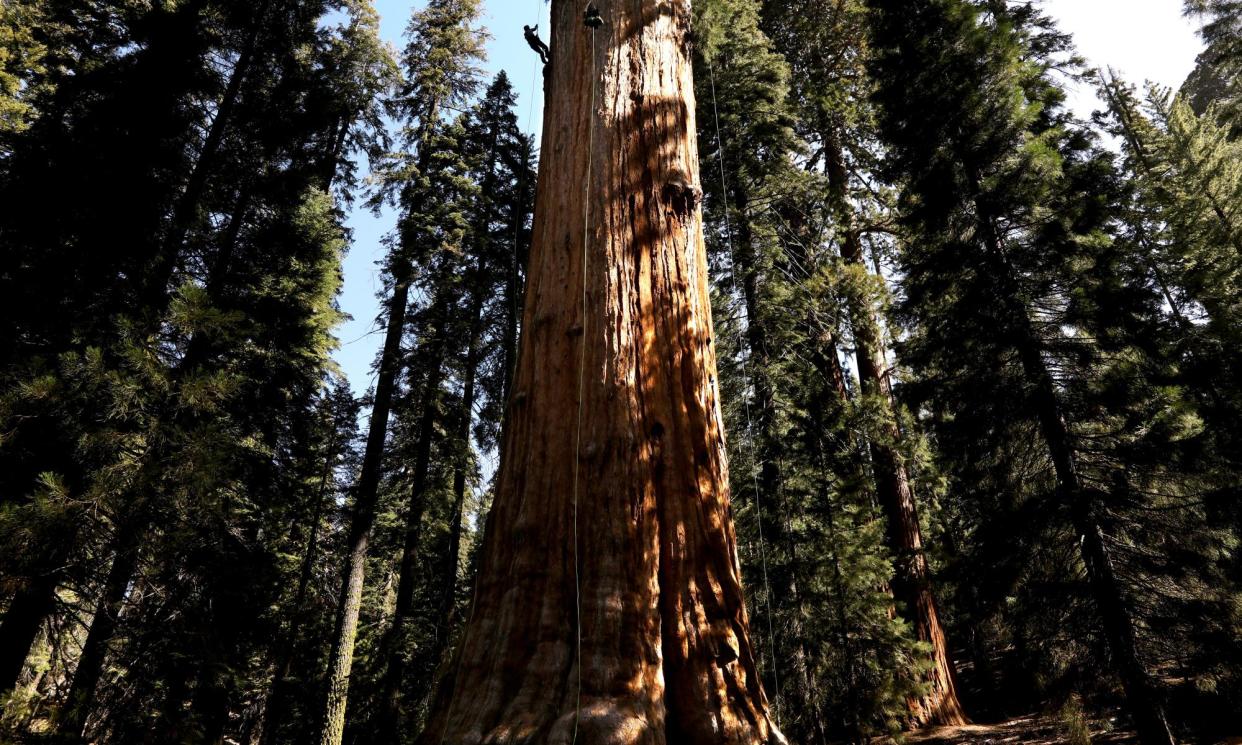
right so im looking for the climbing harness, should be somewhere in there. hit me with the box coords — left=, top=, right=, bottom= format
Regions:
left=706, top=56, right=783, bottom=725
left=524, top=24, right=550, bottom=66
left=584, top=3, right=603, bottom=29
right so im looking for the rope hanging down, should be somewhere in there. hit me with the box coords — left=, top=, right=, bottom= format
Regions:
left=570, top=8, right=601, bottom=745
left=706, top=56, right=783, bottom=724
left=437, top=3, right=546, bottom=741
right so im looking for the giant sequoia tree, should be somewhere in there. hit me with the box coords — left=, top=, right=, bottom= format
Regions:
left=419, top=1, right=784, bottom=742
left=4, top=1, right=1242, bottom=743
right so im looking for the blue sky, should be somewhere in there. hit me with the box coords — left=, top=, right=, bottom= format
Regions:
left=331, top=0, right=1204, bottom=400
left=334, top=0, right=549, bottom=398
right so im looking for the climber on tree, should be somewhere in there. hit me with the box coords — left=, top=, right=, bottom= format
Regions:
left=584, top=3, right=603, bottom=28
left=524, top=24, right=550, bottom=65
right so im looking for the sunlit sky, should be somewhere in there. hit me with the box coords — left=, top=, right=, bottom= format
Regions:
left=331, top=0, right=1205, bottom=399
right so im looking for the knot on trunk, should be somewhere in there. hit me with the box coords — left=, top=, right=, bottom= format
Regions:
left=662, top=176, right=701, bottom=218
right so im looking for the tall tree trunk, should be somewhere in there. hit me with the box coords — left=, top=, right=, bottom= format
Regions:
left=318, top=271, right=412, bottom=745
left=373, top=297, right=451, bottom=742
left=419, top=3, right=784, bottom=743
left=1019, top=336, right=1176, bottom=745
left=0, top=569, right=59, bottom=695
left=54, top=524, right=140, bottom=740
left=824, top=128, right=967, bottom=728
left=146, top=6, right=263, bottom=305
left=502, top=142, right=533, bottom=410
left=972, top=185, right=1176, bottom=745
left=731, top=186, right=783, bottom=506
left=433, top=277, right=486, bottom=663
left=804, top=302, right=869, bottom=743
left=318, top=91, right=441, bottom=744
left=0, top=2, right=222, bottom=693
left=727, top=184, right=787, bottom=713
left=51, top=181, right=261, bottom=737
left=258, top=437, right=338, bottom=745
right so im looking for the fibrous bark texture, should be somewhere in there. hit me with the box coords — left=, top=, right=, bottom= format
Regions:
left=419, top=1, right=784, bottom=743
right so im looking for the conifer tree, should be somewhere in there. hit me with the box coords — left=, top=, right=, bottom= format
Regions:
left=0, top=0, right=51, bottom=139
left=861, top=1, right=1223, bottom=742
left=762, top=0, right=968, bottom=727
left=4, top=2, right=1242, bottom=743
left=1183, top=0, right=1241, bottom=131
left=316, top=2, right=482, bottom=743
left=693, top=0, right=803, bottom=725
left=0, top=2, right=390, bottom=741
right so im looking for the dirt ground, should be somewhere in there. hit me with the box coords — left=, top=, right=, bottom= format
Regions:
left=897, top=712, right=1137, bottom=744
left=895, top=714, right=1242, bottom=744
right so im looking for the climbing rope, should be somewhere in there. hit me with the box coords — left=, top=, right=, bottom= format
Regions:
left=508, top=0, right=543, bottom=397
left=570, top=7, right=601, bottom=744
left=706, top=56, right=783, bottom=724
left=437, top=4, right=547, bottom=742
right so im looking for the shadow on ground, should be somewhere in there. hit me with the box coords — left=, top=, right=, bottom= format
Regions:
left=896, top=712, right=1137, bottom=745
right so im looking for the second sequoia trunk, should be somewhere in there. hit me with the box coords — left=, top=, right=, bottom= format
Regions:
left=418, top=1, right=783, bottom=743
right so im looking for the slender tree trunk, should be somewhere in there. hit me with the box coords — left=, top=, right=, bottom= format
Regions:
left=731, top=186, right=783, bottom=505
left=390, top=287, right=487, bottom=734
left=148, top=9, right=262, bottom=304
left=502, top=142, right=533, bottom=410
left=820, top=468, right=865, bottom=744
left=0, top=2, right=227, bottom=691
left=51, top=179, right=261, bottom=736
left=436, top=279, right=486, bottom=649
left=804, top=310, right=868, bottom=743
left=378, top=108, right=513, bottom=732
left=0, top=569, right=58, bottom=696
left=54, top=525, right=140, bottom=740
left=318, top=272, right=412, bottom=745
left=972, top=186, right=1176, bottom=745
left=318, top=88, right=442, bottom=743
left=321, top=116, right=351, bottom=190
left=825, top=129, right=967, bottom=728
left=1016, top=326, right=1177, bottom=745
left=419, top=3, right=784, bottom=742
left=373, top=298, right=451, bottom=741
left=729, top=184, right=790, bottom=712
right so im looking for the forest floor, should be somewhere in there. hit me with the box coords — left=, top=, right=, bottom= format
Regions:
left=896, top=712, right=1138, bottom=744
left=900, top=715, right=1242, bottom=744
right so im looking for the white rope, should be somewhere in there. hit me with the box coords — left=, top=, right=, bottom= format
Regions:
left=706, top=55, right=782, bottom=725
left=569, top=13, right=598, bottom=745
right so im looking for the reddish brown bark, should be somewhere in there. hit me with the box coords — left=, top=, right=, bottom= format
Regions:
left=418, top=2, right=783, bottom=743
left=824, top=130, right=967, bottom=728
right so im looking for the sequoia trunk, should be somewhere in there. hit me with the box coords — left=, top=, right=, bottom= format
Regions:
left=418, top=2, right=783, bottom=743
